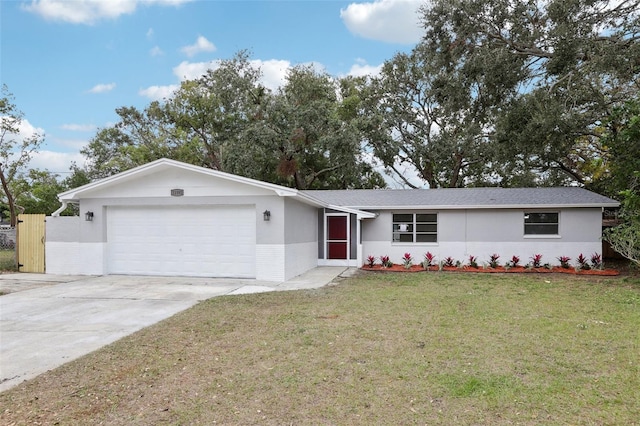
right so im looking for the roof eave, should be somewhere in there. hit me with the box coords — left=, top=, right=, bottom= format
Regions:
left=336, top=202, right=621, bottom=210
left=292, top=192, right=376, bottom=218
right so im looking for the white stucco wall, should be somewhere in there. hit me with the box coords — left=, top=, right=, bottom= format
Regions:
left=361, top=208, right=604, bottom=267
left=46, top=242, right=105, bottom=275
left=282, top=198, right=320, bottom=279
left=45, top=167, right=322, bottom=280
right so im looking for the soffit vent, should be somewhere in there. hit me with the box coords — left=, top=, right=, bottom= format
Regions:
left=171, top=188, right=184, bottom=197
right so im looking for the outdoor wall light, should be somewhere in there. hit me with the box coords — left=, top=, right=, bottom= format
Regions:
left=85, top=211, right=94, bottom=222
left=263, top=210, right=271, bottom=221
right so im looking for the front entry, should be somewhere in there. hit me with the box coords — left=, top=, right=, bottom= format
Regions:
left=326, top=215, right=348, bottom=259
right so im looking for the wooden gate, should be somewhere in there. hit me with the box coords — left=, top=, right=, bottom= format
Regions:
left=17, top=214, right=46, bottom=273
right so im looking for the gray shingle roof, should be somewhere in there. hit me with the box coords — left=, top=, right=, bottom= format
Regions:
left=301, top=187, right=619, bottom=209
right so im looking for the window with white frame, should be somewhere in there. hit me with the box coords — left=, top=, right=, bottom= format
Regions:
left=524, top=212, right=559, bottom=235
left=392, top=213, right=437, bottom=243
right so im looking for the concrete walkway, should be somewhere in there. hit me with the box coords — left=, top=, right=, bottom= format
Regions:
left=0, top=267, right=354, bottom=392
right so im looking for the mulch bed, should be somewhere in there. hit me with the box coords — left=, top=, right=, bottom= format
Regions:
left=362, top=264, right=620, bottom=276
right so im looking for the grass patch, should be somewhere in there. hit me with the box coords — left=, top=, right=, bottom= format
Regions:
left=0, top=249, right=16, bottom=272
left=1, top=272, right=639, bottom=424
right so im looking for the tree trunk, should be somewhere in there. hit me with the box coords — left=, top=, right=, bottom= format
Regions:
left=0, top=163, right=17, bottom=227
left=448, top=152, right=463, bottom=188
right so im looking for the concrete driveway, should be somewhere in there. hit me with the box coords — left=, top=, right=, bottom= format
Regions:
left=0, top=267, right=350, bottom=392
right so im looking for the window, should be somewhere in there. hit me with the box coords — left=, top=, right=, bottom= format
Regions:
left=524, top=212, right=559, bottom=235
left=393, top=213, right=437, bottom=243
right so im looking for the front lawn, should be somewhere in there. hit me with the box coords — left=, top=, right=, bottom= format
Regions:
left=1, top=272, right=639, bottom=425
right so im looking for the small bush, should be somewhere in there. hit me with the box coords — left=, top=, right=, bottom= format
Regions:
left=509, top=255, right=520, bottom=267
left=402, top=252, right=413, bottom=269
left=590, top=253, right=603, bottom=270
left=576, top=253, right=590, bottom=270
left=380, top=255, right=392, bottom=268
left=366, top=255, right=376, bottom=268
left=530, top=254, right=543, bottom=268
left=443, top=256, right=455, bottom=267
left=468, top=255, right=478, bottom=268
left=557, top=256, right=571, bottom=269
left=423, top=251, right=436, bottom=269
left=488, top=254, right=500, bottom=268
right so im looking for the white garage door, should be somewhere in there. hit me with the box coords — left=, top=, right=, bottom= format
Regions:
left=107, top=205, right=256, bottom=278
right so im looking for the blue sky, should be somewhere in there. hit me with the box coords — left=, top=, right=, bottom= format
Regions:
left=1, top=0, right=423, bottom=175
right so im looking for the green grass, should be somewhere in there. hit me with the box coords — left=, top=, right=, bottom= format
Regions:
left=1, top=272, right=639, bottom=425
left=0, top=249, right=16, bottom=271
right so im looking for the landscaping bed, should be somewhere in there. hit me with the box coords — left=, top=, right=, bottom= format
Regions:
left=361, top=264, right=620, bottom=276
left=364, top=252, right=620, bottom=276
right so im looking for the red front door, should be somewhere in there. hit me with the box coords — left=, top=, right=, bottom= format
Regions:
left=327, top=216, right=348, bottom=259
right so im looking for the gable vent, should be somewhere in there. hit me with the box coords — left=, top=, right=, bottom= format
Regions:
left=171, top=188, right=184, bottom=197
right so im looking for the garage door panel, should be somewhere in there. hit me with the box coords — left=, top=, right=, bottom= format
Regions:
left=107, top=205, right=256, bottom=278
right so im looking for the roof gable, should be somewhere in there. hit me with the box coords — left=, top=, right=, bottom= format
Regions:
left=58, top=158, right=300, bottom=201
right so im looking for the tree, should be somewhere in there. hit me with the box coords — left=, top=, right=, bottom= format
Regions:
left=79, top=51, right=268, bottom=179
left=11, top=169, right=72, bottom=215
left=596, top=99, right=640, bottom=197
left=235, top=66, right=385, bottom=189
left=601, top=100, right=640, bottom=267
left=0, top=85, right=44, bottom=226
left=360, top=48, right=494, bottom=188
left=406, top=0, right=640, bottom=187
left=78, top=53, right=385, bottom=190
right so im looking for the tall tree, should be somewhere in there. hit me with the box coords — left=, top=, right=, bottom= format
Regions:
left=79, top=51, right=266, bottom=180
left=233, top=66, right=385, bottom=189
left=392, top=0, right=640, bottom=187
left=0, top=85, right=44, bottom=226
left=78, top=54, right=384, bottom=190
left=360, top=47, right=499, bottom=188
left=596, top=99, right=640, bottom=198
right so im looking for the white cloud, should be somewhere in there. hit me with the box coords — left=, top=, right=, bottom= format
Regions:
left=141, top=57, right=376, bottom=102
left=23, top=0, right=193, bottom=25
left=180, top=36, right=216, bottom=57
left=146, top=27, right=154, bottom=39
left=173, top=60, right=219, bottom=81
left=5, top=119, right=46, bottom=147
left=340, top=0, right=423, bottom=44
left=252, top=59, right=290, bottom=91
left=150, top=46, right=164, bottom=56
left=60, top=123, right=96, bottom=132
left=87, top=83, right=116, bottom=94
left=347, top=60, right=383, bottom=77
left=28, top=150, right=86, bottom=173
left=138, top=84, right=180, bottom=101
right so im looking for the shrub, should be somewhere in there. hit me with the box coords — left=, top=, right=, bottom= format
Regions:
left=603, top=222, right=640, bottom=268
left=530, top=254, right=543, bottom=268
left=509, top=255, right=520, bottom=267
left=366, top=255, right=376, bottom=268
left=423, top=251, right=436, bottom=269
left=443, top=256, right=455, bottom=267
left=468, top=255, right=478, bottom=268
left=557, top=256, right=571, bottom=269
left=590, top=253, right=603, bottom=270
left=576, top=253, right=590, bottom=270
left=402, top=252, right=413, bottom=269
left=380, top=255, right=392, bottom=268
left=488, top=253, right=500, bottom=268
